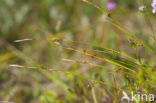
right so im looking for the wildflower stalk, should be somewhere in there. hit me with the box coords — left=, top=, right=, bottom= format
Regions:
left=143, top=11, right=156, bottom=43
left=82, top=0, right=155, bottom=54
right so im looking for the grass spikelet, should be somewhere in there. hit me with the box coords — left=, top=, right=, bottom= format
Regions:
left=14, top=38, right=33, bottom=42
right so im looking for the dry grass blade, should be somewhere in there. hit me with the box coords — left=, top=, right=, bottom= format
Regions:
left=8, top=64, right=126, bottom=92
left=61, top=46, right=136, bottom=73
left=63, top=39, right=137, bottom=62
left=62, top=58, right=135, bottom=78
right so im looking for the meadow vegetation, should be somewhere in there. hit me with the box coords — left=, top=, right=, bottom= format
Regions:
left=0, top=0, right=156, bottom=103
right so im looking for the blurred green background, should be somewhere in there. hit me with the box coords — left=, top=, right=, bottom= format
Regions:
left=0, top=0, right=156, bottom=103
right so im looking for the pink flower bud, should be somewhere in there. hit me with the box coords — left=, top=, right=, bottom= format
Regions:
left=107, top=1, right=117, bottom=11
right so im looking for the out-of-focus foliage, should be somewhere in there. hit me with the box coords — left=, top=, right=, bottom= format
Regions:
left=0, top=0, right=156, bottom=103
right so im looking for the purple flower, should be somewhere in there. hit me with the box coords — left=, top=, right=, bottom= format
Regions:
left=129, top=39, right=133, bottom=44
left=107, top=1, right=117, bottom=10
left=152, top=0, right=156, bottom=14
